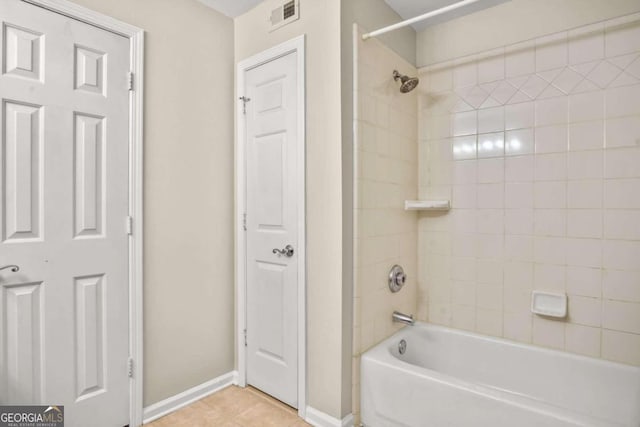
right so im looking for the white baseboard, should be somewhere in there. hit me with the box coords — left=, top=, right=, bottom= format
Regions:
left=142, top=370, right=239, bottom=424
left=305, top=406, right=354, bottom=427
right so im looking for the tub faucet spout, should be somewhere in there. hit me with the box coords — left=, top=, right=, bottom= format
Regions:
left=392, top=311, right=414, bottom=326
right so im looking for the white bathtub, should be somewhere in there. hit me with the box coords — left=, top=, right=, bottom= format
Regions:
left=361, top=323, right=640, bottom=427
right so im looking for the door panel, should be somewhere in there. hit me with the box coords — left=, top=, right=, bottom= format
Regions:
left=1, top=281, right=43, bottom=403
left=0, top=1, right=130, bottom=426
left=74, top=274, right=106, bottom=401
left=245, top=51, right=299, bottom=408
left=3, top=100, right=42, bottom=241
left=74, top=112, right=105, bottom=238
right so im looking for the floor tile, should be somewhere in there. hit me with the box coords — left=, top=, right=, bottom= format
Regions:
left=145, top=386, right=310, bottom=427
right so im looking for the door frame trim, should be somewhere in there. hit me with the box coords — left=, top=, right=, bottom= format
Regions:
left=235, top=35, right=306, bottom=418
left=20, top=1, right=145, bottom=426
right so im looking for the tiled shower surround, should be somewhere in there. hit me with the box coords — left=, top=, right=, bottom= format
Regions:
left=418, top=14, right=640, bottom=366
left=352, top=27, right=418, bottom=420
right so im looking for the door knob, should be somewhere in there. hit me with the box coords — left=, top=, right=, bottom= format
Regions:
left=272, top=245, right=294, bottom=257
left=0, top=265, right=19, bottom=273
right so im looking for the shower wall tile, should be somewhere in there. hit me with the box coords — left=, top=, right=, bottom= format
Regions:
left=603, top=270, right=640, bottom=303
left=478, top=106, right=504, bottom=133
left=606, top=116, right=640, bottom=148
left=478, top=48, right=505, bottom=84
left=505, top=102, right=535, bottom=130
left=505, top=155, right=534, bottom=182
left=570, top=91, right=605, bottom=123
left=603, top=210, right=640, bottom=240
left=568, top=23, right=605, bottom=65
left=535, top=97, right=567, bottom=127
left=505, top=40, right=536, bottom=78
left=453, top=57, right=477, bottom=88
left=566, top=210, right=602, bottom=239
left=566, top=266, right=602, bottom=298
left=605, top=147, right=640, bottom=178
left=565, top=324, right=601, bottom=358
left=417, top=14, right=640, bottom=366
left=602, top=330, right=640, bottom=366
left=569, top=121, right=604, bottom=151
left=568, top=150, right=604, bottom=180
left=535, top=125, right=568, bottom=153
left=354, top=28, right=419, bottom=421
left=536, top=32, right=568, bottom=71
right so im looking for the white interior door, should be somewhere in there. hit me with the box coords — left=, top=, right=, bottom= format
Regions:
left=244, top=50, right=299, bottom=408
left=0, top=1, right=130, bottom=426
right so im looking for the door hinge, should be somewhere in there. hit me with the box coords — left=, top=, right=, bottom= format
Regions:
left=244, top=329, right=247, bottom=347
left=126, top=216, right=133, bottom=235
left=242, top=213, right=247, bottom=231
left=127, top=72, right=134, bottom=91
left=127, top=357, right=134, bottom=378
left=239, top=96, right=251, bottom=114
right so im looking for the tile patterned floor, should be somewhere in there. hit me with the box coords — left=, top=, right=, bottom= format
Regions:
left=145, top=385, right=311, bottom=427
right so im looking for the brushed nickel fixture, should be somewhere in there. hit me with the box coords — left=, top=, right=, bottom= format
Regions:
left=273, top=244, right=295, bottom=257
left=398, top=339, right=407, bottom=355
left=393, top=70, right=419, bottom=93
left=389, top=264, right=406, bottom=292
left=392, top=311, right=414, bottom=326
left=0, top=265, right=19, bottom=273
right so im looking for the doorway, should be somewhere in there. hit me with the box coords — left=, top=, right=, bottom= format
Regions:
left=236, top=35, right=306, bottom=416
left=0, top=1, right=143, bottom=425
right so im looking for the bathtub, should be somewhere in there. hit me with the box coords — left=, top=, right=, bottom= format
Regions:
left=361, top=323, right=640, bottom=427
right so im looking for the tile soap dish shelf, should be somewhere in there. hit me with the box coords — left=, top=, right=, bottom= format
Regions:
left=405, top=200, right=451, bottom=211
left=531, top=291, right=567, bottom=318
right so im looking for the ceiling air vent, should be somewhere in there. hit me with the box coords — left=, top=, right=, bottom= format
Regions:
left=270, top=0, right=299, bottom=32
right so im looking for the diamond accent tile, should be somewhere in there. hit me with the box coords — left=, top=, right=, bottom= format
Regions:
left=520, top=75, right=548, bottom=99
left=571, top=60, right=600, bottom=77
left=457, top=86, right=490, bottom=109
left=449, top=97, right=475, bottom=113
left=609, top=72, right=639, bottom=88
left=552, top=68, right=583, bottom=93
left=440, top=93, right=460, bottom=112
left=608, top=52, right=639, bottom=70
left=507, top=91, right=532, bottom=104
left=491, top=81, right=518, bottom=104
left=508, top=76, right=529, bottom=89
left=537, top=68, right=563, bottom=83
left=480, top=82, right=500, bottom=93
left=626, top=57, right=640, bottom=79
left=480, top=97, right=501, bottom=108
left=587, top=61, right=622, bottom=88
left=572, top=78, right=599, bottom=93
left=538, top=85, right=565, bottom=99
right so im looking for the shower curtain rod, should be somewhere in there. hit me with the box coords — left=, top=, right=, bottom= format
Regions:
left=362, top=0, right=482, bottom=40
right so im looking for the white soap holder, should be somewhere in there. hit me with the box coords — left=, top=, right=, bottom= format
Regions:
left=531, top=291, right=567, bottom=318
left=404, top=200, right=451, bottom=211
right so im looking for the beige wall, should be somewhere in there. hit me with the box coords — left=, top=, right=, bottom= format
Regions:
left=417, top=0, right=640, bottom=67
left=69, top=0, right=235, bottom=406
left=235, top=0, right=349, bottom=419
left=352, top=27, right=419, bottom=423
left=342, top=0, right=417, bottom=67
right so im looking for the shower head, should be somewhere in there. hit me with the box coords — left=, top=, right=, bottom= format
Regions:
left=393, top=70, right=419, bottom=93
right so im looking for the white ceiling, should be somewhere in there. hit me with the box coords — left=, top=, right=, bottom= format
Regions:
left=198, top=0, right=510, bottom=28
left=383, top=0, right=510, bottom=31
left=196, top=0, right=263, bottom=18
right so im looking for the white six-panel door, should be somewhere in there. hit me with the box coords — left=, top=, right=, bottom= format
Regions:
left=244, top=51, right=299, bottom=408
left=0, top=1, right=130, bottom=426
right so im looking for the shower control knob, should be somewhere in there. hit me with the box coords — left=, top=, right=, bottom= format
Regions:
left=388, top=265, right=406, bottom=293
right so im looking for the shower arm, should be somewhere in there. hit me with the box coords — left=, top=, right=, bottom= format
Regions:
left=362, top=0, right=482, bottom=40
